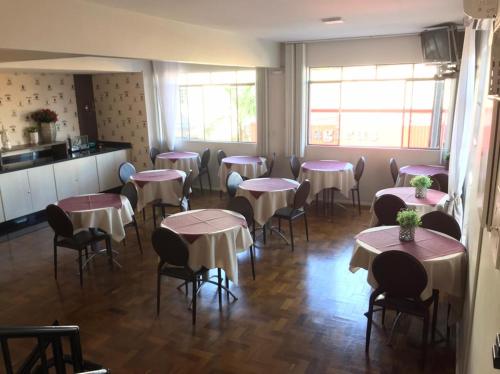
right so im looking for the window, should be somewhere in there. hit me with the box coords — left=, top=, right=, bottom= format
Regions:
left=177, top=69, right=257, bottom=142
left=308, top=64, right=454, bottom=148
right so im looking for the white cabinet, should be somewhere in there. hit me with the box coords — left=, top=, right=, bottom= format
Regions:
left=0, top=170, right=33, bottom=221
left=27, top=165, right=58, bottom=212
left=54, top=156, right=99, bottom=200
left=96, top=149, right=128, bottom=191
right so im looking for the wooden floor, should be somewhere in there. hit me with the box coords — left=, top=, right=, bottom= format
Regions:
left=0, top=191, right=455, bottom=373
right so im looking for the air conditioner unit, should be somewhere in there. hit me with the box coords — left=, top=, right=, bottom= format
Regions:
left=464, top=0, right=497, bottom=19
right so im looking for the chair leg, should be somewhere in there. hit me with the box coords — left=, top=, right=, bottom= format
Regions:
left=263, top=224, right=266, bottom=244
left=161, top=206, right=166, bottom=219
left=156, top=272, right=161, bottom=316
left=304, top=214, right=309, bottom=241
left=278, top=218, right=281, bottom=232
left=142, top=208, right=146, bottom=222
left=381, top=306, right=386, bottom=326
left=446, top=303, right=452, bottom=342
left=250, top=245, right=256, bottom=280
left=53, top=243, right=58, bottom=280
left=199, top=174, right=203, bottom=194
left=133, top=217, right=143, bottom=254
left=432, top=290, right=439, bottom=343
left=192, top=278, right=197, bottom=325
left=352, top=189, right=355, bottom=208
left=316, top=194, right=319, bottom=215
left=106, top=238, right=113, bottom=269
left=289, top=219, right=294, bottom=251
left=217, top=268, right=222, bottom=309
left=365, top=303, right=374, bottom=353
left=357, top=189, right=361, bottom=215
left=153, top=206, right=157, bottom=228
left=207, top=172, right=212, bottom=192
left=421, top=311, right=430, bottom=368
left=225, top=273, right=230, bottom=303
left=78, top=251, right=83, bottom=288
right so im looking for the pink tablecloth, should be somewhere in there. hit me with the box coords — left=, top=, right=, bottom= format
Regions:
left=161, top=209, right=253, bottom=284
left=397, top=164, right=448, bottom=187
left=236, top=178, right=299, bottom=225
left=57, top=194, right=134, bottom=242
left=130, top=169, right=186, bottom=211
left=219, top=156, right=268, bottom=192
left=298, top=160, right=355, bottom=201
left=156, top=151, right=199, bottom=178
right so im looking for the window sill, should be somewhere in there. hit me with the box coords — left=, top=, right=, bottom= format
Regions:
left=306, top=144, right=441, bottom=152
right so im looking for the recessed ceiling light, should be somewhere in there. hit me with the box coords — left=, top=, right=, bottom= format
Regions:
left=321, top=17, right=344, bottom=25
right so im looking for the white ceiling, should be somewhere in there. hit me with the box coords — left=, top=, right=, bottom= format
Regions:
left=84, top=0, right=463, bottom=42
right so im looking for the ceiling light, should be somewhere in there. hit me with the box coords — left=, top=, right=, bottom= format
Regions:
left=321, top=17, right=343, bottom=25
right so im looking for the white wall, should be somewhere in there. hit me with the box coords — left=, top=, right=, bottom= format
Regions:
left=0, top=0, right=279, bottom=68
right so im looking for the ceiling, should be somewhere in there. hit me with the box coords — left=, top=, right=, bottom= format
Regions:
left=84, top=0, right=463, bottom=42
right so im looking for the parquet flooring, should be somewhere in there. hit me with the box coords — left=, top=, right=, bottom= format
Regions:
left=0, top=191, right=455, bottom=373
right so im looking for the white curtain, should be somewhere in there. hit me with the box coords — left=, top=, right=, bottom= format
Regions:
left=256, top=68, right=270, bottom=156
left=152, top=61, right=180, bottom=151
left=284, top=43, right=307, bottom=157
left=447, top=20, right=493, bottom=228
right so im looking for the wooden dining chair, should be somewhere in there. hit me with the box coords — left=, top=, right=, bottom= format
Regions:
left=289, top=155, right=301, bottom=180
left=373, top=194, right=407, bottom=226
left=260, top=152, right=276, bottom=178
left=365, top=250, right=438, bottom=368
left=149, top=147, right=160, bottom=168
left=226, top=196, right=256, bottom=280
left=197, top=148, right=212, bottom=193
left=429, top=176, right=441, bottom=191
left=46, top=204, right=112, bottom=288
left=421, top=211, right=461, bottom=240
left=217, top=150, right=228, bottom=198
left=273, top=179, right=310, bottom=252
left=433, top=173, right=449, bottom=193
left=389, top=158, right=399, bottom=185
left=152, top=227, right=206, bottom=325
left=351, top=156, right=366, bottom=215
left=226, top=171, right=243, bottom=198
left=120, top=182, right=143, bottom=253
left=152, top=170, right=194, bottom=227
left=118, top=162, right=136, bottom=185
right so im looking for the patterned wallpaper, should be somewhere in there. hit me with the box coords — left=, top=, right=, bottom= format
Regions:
left=92, top=73, right=150, bottom=170
left=0, top=72, right=79, bottom=146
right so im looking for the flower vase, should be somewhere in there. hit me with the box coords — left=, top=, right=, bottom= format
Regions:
left=29, top=132, right=39, bottom=144
left=399, top=226, right=415, bottom=242
left=415, top=186, right=427, bottom=199
left=39, top=122, right=56, bottom=143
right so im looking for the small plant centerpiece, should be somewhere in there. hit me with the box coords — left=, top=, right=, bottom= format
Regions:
left=31, top=109, right=58, bottom=143
left=410, top=175, right=432, bottom=199
left=444, top=152, right=450, bottom=170
left=25, top=126, right=39, bottom=144
left=396, top=209, right=421, bottom=242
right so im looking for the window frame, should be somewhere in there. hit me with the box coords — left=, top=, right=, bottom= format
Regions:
left=306, top=64, right=449, bottom=150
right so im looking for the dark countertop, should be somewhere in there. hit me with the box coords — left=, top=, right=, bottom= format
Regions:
left=0, top=141, right=132, bottom=174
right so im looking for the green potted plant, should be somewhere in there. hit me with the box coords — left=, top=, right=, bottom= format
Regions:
left=31, top=108, right=58, bottom=143
left=410, top=175, right=432, bottom=198
left=25, top=126, right=39, bottom=144
left=396, top=209, right=421, bottom=242
left=444, top=152, right=450, bottom=170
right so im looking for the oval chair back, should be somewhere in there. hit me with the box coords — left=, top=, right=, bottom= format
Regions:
left=200, top=148, right=210, bottom=169
left=151, top=227, right=189, bottom=267
left=354, top=156, right=366, bottom=183
left=429, top=176, right=441, bottom=191
left=373, top=194, right=407, bottom=226
left=293, top=179, right=310, bottom=210
left=226, top=171, right=243, bottom=198
left=118, top=162, right=136, bottom=185
left=372, top=250, right=428, bottom=299
left=46, top=204, right=74, bottom=238
left=421, top=211, right=461, bottom=241
left=226, top=196, right=254, bottom=228
left=217, top=150, right=227, bottom=166
left=389, top=158, right=399, bottom=184
left=289, top=155, right=301, bottom=180
left=121, top=182, right=138, bottom=212
left=149, top=147, right=160, bottom=167
left=265, top=153, right=276, bottom=177
left=433, top=173, right=449, bottom=193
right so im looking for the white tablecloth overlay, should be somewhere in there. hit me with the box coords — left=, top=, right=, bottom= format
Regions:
left=298, top=161, right=356, bottom=202
left=368, top=187, right=449, bottom=227
left=161, top=209, right=253, bottom=285
left=396, top=165, right=448, bottom=187
left=156, top=152, right=200, bottom=179
left=349, top=226, right=466, bottom=319
left=236, top=178, right=300, bottom=226
left=131, top=170, right=186, bottom=212
left=61, top=195, right=134, bottom=242
left=218, top=156, right=268, bottom=192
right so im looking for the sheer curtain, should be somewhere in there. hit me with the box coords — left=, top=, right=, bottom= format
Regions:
left=256, top=67, right=270, bottom=156
left=152, top=61, right=180, bottom=151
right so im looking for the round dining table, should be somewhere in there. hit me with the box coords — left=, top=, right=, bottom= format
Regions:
left=369, top=187, right=449, bottom=226
left=156, top=151, right=200, bottom=178
left=298, top=160, right=356, bottom=202
left=236, top=178, right=299, bottom=226
left=396, top=164, right=448, bottom=187
left=161, top=209, right=253, bottom=285
left=219, top=156, right=268, bottom=192
left=57, top=193, right=134, bottom=242
left=349, top=225, right=466, bottom=319
left=130, top=169, right=186, bottom=212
